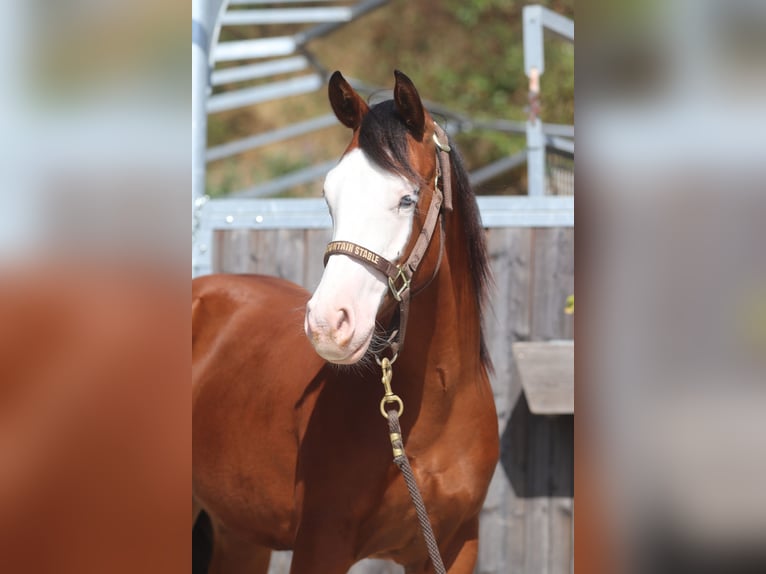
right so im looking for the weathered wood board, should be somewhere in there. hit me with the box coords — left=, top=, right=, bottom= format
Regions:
left=512, top=341, right=574, bottom=415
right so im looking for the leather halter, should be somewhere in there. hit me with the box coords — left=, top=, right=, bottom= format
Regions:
left=323, top=124, right=453, bottom=358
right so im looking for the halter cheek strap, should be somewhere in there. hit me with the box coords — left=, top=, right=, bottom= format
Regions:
left=433, top=127, right=452, bottom=212
left=323, top=123, right=453, bottom=357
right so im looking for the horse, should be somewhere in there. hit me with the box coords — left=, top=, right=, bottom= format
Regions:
left=192, top=70, right=499, bottom=573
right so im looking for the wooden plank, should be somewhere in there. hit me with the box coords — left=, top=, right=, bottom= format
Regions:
left=527, top=227, right=574, bottom=574
left=267, top=551, right=291, bottom=573
left=250, top=230, right=280, bottom=276
left=214, top=229, right=308, bottom=284
left=550, top=497, right=574, bottom=574
left=482, top=227, right=533, bottom=573
left=521, top=409, right=572, bottom=574
left=267, top=553, right=402, bottom=573
left=499, top=391, right=573, bottom=574
left=549, top=413, right=574, bottom=574
left=213, top=229, right=258, bottom=273
left=530, top=227, right=574, bottom=341
left=484, top=228, right=533, bottom=418
left=512, top=341, right=574, bottom=415
left=522, top=410, right=573, bottom=574
left=524, top=408, right=553, bottom=574
left=274, top=229, right=307, bottom=285
left=214, top=229, right=316, bottom=288
left=479, top=465, right=515, bottom=573
left=500, top=392, right=530, bottom=574
left=304, top=228, right=333, bottom=291
left=549, top=416, right=574, bottom=573
left=348, top=559, right=403, bottom=573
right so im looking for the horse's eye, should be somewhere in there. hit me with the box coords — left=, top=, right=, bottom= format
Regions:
left=399, top=195, right=415, bottom=209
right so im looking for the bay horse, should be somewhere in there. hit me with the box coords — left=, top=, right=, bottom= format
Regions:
left=192, top=70, right=499, bottom=573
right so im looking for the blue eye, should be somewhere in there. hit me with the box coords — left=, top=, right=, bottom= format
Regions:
left=399, top=195, right=416, bottom=209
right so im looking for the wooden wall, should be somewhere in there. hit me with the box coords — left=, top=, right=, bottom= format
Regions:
left=211, top=226, right=574, bottom=574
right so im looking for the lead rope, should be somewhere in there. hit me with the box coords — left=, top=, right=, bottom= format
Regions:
left=378, top=356, right=447, bottom=574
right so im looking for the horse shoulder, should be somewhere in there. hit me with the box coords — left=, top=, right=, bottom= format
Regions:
left=192, top=274, right=324, bottom=548
left=414, top=372, right=499, bottom=526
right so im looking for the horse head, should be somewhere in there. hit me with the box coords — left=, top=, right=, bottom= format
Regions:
left=304, top=70, right=445, bottom=365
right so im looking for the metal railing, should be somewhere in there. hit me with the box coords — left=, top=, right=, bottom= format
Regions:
left=523, top=4, right=575, bottom=195
left=192, top=2, right=574, bottom=276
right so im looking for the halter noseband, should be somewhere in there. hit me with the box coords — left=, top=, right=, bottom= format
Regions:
left=323, top=124, right=453, bottom=358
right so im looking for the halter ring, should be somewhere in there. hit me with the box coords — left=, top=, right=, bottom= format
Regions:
left=388, top=266, right=410, bottom=302
left=380, top=395, right=405, bottom=419
left=375, top=353, right=398, bottom=366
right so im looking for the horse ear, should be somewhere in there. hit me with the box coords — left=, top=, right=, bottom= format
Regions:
left=393, top=70, right=426, bottom=140
left=328, top=71, right=369, bottom=130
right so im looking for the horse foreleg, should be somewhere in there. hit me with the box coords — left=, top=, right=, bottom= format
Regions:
left=288, top=525, right=355, bottom=574
left=442, top=517, right=479, bottom=574
left=207, top=528, right=271, bottom=574
left=403, top=517, right=479, bottom=574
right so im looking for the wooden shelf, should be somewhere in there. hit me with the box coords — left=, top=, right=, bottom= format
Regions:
left=512, top=340, right=573, bottom=415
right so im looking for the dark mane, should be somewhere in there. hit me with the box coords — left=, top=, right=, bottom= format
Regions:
left=357, top=100, right=493, bottom=369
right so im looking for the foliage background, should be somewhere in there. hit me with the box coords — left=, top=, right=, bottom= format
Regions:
left=207, top=0, right=573, bottom=198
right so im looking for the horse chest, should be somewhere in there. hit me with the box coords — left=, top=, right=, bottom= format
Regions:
left=358, top=429, right=493, bottom=559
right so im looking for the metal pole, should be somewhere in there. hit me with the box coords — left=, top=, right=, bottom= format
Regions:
left=523, top=5, right=546, bottom=196
left=192, top=0, right=212, bottom=276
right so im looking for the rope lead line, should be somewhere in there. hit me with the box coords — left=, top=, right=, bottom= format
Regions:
left=377, top=356, right=446, bottom=574
left=387, top=409, right=447, bottom=574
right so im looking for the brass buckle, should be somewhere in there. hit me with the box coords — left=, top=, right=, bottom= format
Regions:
left=377, top=356, right=404, bottom=420
left=388, top=266, right=410, bottom=302
left=432, top=131, right=451, bottom=152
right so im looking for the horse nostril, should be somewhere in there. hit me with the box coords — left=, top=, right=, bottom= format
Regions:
left=333, top=307, right=355, bottom=346
left=336, top=308, right=349, bottom=331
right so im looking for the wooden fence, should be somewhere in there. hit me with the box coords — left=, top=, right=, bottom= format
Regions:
left=211, top=225, right=574, bottom=574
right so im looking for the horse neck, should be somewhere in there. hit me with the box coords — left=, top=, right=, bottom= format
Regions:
left=400, top=205, right=486, bottom=387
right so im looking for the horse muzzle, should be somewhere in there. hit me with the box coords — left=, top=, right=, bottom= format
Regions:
left=304, top=299, right=373, bottom=364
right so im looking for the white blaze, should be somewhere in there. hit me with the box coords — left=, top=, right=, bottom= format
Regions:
left=305, top=148, right=417, bottom=364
